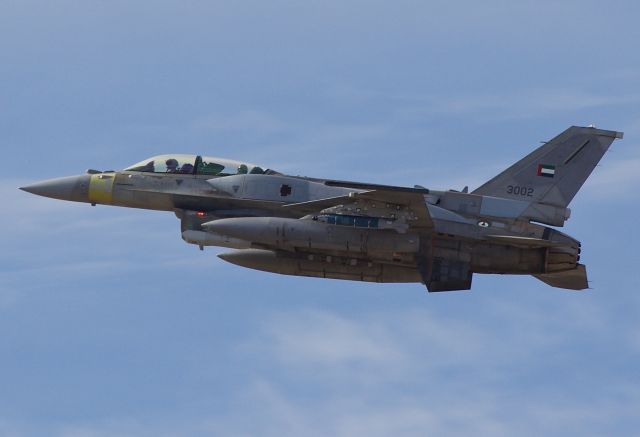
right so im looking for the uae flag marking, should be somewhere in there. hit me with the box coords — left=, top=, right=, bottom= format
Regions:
left=537, top=164, right=556, bottom=178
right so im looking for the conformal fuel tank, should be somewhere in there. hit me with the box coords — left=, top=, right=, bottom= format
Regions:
left=218, top=249, right=422, bottom=283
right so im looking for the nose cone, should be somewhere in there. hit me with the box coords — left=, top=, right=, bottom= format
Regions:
left=20, top=175, right=91, bottom=202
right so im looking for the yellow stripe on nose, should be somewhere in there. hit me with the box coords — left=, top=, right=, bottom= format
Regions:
left=88, top=174, right=114, bottom=204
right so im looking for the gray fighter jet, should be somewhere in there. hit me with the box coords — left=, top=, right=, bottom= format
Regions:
left=20, top=126, right=622, bottom=292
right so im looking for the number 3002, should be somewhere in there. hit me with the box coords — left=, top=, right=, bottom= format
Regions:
left=507, top=185, right=533, bottom=197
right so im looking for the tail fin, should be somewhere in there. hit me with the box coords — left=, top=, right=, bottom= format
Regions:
left=472, top=126, right=623, bottom=208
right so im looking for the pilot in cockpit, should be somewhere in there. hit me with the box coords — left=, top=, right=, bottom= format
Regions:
left=166, top=158, right=179, bottom=173
left=139, top=160, right=155, bottom=172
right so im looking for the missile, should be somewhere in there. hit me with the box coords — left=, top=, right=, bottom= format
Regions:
left=203, top=217, right=420, bottom=255
left=218, top=249, right=421, bottom=283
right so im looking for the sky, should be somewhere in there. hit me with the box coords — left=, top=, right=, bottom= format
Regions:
left=1, top=1, right=640, bottom=436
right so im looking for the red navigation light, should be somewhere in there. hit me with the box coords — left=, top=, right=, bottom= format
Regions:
left=196, top=211, right=206, bottom=217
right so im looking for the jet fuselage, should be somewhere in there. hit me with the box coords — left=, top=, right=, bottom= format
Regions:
left=20, top=125, right=623, bottom=292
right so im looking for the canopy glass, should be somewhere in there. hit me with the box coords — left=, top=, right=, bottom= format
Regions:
left=124, top=154, right=277, bottom=176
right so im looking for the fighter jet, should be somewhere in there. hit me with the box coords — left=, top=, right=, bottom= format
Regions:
left=20, top=125, right=622, bottom=292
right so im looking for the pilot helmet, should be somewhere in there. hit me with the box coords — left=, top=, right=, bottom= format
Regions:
left=165, top=158, right=179, bottom=169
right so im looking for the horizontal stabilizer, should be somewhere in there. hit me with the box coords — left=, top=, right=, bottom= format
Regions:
left=533, top=264, right=588, bottom=290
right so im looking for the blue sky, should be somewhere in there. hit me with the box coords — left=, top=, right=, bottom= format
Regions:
left=2, top=1, right=640, bottom=435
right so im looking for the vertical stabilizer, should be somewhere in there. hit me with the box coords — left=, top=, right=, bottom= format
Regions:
left=472, top=126, right=623, bottom=208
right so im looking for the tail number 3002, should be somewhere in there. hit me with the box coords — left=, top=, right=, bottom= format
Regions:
left=506, top=185, right=534, bottom=197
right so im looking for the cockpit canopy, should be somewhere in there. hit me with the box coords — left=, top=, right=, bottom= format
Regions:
left=124, top=154, right=279, bottom=176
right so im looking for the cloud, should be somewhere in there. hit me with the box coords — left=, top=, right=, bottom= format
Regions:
left=580, top=149, right=640, bottom=200
left=205, top=373, right=639, bottom=437
left=199, top=378, right=502, bottom=437
left=246, top=301, right=610, bottom=381
left=251, top=310, right=410, bottom=382
left=1, top=298, right=638, bottom=437
left=209, top=301, right=639, bottom=436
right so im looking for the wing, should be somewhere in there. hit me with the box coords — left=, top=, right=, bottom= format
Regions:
left=284, top=179, right=433, bottom=230
left=356, top=190, right=433, bottom=229
left=280, top=194, right=355, bottom=215
left=283, top=180, right=449, bottom=291
left=324, top=179, right=432, bottom=194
